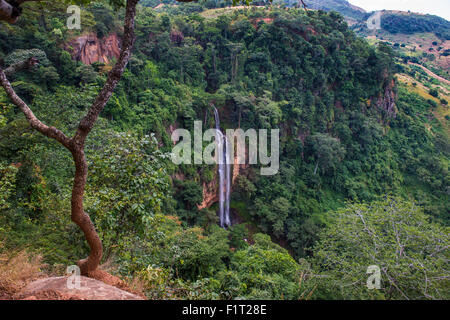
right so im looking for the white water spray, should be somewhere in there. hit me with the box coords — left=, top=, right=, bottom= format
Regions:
left=213, top=107, right=231, bottom=228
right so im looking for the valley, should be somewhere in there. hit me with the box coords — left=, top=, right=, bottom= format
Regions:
left=0, top=0, right=448, bottom=300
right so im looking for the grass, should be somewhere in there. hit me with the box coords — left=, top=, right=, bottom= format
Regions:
left=365, top=30, right=450, bottom=79
left=200, top=7, right=249, bottom=19
left=200, top=5, right=271, bottom=19
left=396, top=73, right=450, bottom=136
left=0, top=246, right=44, bottom=298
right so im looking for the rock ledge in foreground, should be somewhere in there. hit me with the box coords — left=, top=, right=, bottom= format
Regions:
left=19, top=276, right=144, bottom=300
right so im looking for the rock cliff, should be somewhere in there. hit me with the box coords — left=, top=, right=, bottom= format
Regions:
left=66, top=33, right=120, bottom=65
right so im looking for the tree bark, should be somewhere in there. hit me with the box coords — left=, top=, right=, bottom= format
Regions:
left=0, top=0, right=20, bottom=23
left=4, top=57, right=39, bottom=77
left=0, top=0, right=139, bottom=276
left=0, top=0, right=44, bottom=23
left=69, top=146, right=103, bottom=275
left=300, top=0, right=308, bottom=11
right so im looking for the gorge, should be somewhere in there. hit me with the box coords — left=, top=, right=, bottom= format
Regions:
left=1, top=2, right=448, bottom=300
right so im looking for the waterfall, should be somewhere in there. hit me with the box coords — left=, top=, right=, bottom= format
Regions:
left=213, top=107, right=231, bottom=228
left=224, top=135, right=231, bottom=227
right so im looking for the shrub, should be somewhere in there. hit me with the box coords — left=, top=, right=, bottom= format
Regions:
left=429, top=88, right=439, bottom=97
left=311, top=198, right=450, bottom=300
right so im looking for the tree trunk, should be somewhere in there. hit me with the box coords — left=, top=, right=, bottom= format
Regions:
left=70, top=145, right=102, bottom=275
left=0, top=0, right=20, bottom=23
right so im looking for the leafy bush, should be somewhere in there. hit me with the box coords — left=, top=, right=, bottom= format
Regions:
left=429, top=88, right=439, bottom=98
left=311, top=198, right=450, bottom=300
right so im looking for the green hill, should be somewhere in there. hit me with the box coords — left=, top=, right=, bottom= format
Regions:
left=303, top=0, right=366, bottom=21
left=381, top=11, right=450, bottom=40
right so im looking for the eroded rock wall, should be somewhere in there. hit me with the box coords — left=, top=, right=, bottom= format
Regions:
left=67, top=33, right=120, bottom=65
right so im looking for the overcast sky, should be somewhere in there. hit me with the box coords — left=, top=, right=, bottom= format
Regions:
left=349, top=0, right=450, bottom=21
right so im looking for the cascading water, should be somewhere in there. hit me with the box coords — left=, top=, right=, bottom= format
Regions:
left=224, top=136, right=231, bottom=227
left=213, top=107, right=231, bottom=228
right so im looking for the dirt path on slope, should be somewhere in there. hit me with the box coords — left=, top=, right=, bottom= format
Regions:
left=408, top=62, right=450, bottom=86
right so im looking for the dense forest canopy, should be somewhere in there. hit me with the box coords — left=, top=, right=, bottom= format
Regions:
left=0, top=1, right=448, bottom=300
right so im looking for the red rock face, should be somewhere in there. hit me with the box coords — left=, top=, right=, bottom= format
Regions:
left=376, top=79, right=398, bottom=119
left=67, top=33, right=120, bottom=65
left=197, top=170, right=220, bottom=210
left=170, top=29, right=184, bottom=44
left=197, top=154, right=248, bottom=210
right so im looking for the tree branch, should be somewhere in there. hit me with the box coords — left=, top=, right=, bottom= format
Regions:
left=0, top=67, right=71, bottom=148
left=68, top=0, right=139, bottom=276
left=299, top=0, right=308, bottom=11
left=74, top=0, right=139, bottom=143
left=3, top=57, right=39, bottom=77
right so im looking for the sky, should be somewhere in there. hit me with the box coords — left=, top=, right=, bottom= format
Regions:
left=348, top=0, right=450, bottom=21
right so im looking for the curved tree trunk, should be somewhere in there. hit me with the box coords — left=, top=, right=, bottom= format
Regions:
left=68, top=0, right=139, bottom=274
left=70, top=146, right=102, bottom=275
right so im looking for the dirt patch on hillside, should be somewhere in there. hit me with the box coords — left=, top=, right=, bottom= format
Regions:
left=408, top=62, right=450, bottom=85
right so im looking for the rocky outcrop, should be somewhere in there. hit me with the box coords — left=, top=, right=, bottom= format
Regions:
left=66, top=33, right=120, bottom=65
left=18, top=276, right=143, bottom=300
left=197, top=155, right=248, bottom=210
left=198, top=169, right=220, bottom=210
left=170, top=29, right=184, bottom=44
left=376, top=79, right=398, bottom=119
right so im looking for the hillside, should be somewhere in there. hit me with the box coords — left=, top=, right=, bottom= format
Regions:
left=354, top=16, right=450, bottom=81
left=381, top=11, right=450, bottom=40
left=303, top=0, right=366, bottom=22
left=0, top=2, right=449, bottom=300
left=351, top=10, right=449, bottom=39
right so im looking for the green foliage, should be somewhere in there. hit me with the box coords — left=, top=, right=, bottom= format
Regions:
left=5, top=49, right=50, bottom=67
left=311, top=197, right=450, bottom=300
left=85, top=132, right=171, bottom=258
left=307, top=133, right=346, bottom=174
left=87, top=2, right=120, bottom=38
left=381, top=12, right=450, bottom=40
left=230, top=233, right=306, bottom=299
left=300, top=0, right=367, bottom=21
left=429, top=88, right=439, bottom=98
left=0, top=163, right=18, bottom=210
left=0, top=161, right=86, bottom=266
left=75, top=64, right=99, bottom=84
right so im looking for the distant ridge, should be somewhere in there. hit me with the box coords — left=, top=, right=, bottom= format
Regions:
left=347, top=10, right=450, bottom=40
left=380, top=10, right=450, bottom=40
left=303, top=0, right=366, bottom=20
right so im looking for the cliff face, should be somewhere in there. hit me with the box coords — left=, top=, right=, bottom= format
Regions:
left=197, top=170, right=219, bottom=210
left=376, top=79, right=398, bottom=119
left=67, top=33, right=120, bottom=65
left=197, top=156, right=248, bottom=210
